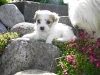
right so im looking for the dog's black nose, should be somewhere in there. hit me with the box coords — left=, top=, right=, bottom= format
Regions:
left=40, top=26, right=44, bottom=30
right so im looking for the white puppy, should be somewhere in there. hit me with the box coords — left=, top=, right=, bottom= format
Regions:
left=22, top=10, right=76, bottom=44
left=64, top=0, right=100, bottom=40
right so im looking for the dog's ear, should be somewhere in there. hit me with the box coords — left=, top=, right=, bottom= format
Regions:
left=34, top=10, right=40, bottom=20
left=50, top=12, right=60, bottom=22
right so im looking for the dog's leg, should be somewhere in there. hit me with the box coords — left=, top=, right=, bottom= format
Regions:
left=56, top=38, right=64, bottom=42
left=57, top=36, right=76, bottom=42
left=22, top=31, right=39, bottom=40
left=56, top=37, right=70, bottom=42
left=11, top=37, right=30, bottom=41
left=46, top=35, right=55, bottom=44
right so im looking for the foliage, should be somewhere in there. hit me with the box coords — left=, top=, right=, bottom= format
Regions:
left=26, top=0, right=67, bottom=5
left=53, top=30, right=100, bottom=75
left=0, top=0, right=10, bottom=5
left=0, top=32, right=19, bottom=53
left=27, top=0, right=46, bottom=3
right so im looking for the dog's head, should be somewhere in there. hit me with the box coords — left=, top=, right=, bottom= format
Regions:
left=34, top=10, right=59, bottom=32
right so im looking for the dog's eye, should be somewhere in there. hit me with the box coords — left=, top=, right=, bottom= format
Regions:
left=37, top=19, right=40, bottom=24
left=46, top=21, right=51, bottom=24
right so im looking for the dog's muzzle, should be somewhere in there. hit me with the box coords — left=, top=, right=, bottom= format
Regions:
left=40, top=26, right=44, bottom=30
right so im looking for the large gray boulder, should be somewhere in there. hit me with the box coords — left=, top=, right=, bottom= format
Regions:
left=10, top=22, right=35, bottom=36
left=14, top=69, right=57, bottom=75
left=14, top=1, right=68, bottom=23
left=0, top=4, right=25, bottom=28
left=0, top=38, right=60, bottom=75
left=0, top=22, right=7, bottom=33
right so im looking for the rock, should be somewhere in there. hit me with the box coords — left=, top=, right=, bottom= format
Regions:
left=0, top=38, right=60, bottom=75
left=14, top=1, right=68, bottom=23
left=59, top=16, right=72, bottom=26
left=0, top=4, right=25, bottom=28
left=10, top=22, right=35, bottom=36
left=0, top=22, right=7, bottom=33
left=14, top=69, right=57, bottom=75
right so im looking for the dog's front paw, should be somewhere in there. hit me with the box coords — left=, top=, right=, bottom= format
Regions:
left=56, top=38, right=64, bottom=42
left=46, top=40, right=52, bottom=44
left=12, top=37, right=30, bottom=41
left=46, top=36, right=54, bottom=44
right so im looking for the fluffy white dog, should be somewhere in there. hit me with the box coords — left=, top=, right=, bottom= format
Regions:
left=22, top=10, right=76, bottom=44
left=64, top=0, right=100, bottom=40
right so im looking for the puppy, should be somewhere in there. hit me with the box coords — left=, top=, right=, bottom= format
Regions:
left=64, top=0, right=100, bottom=40
left=22, top=10, right=76, bottom=44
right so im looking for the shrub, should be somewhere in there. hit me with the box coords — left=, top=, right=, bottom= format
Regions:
left=54, top=30, right=100, bottom=75
left=0, top=0, right=10, bottom=5
left=0, top=32, right=19, bottom=54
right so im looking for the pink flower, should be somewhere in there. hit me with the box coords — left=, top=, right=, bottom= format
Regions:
left=86, top=46, right=94, bottom=54
left=81, top=47, right=85, bottom=52
left=79, top=30, right=85, bottom=36
left=84, top=33, right=90, bottom=40
left=57, top=62, right=64, bottom=68
left=70, top=38, right=75, bottom=42
left=97, top=38, right=100, bottom=43
left=72, top=59, right=76, bottom=65
left=66, top=55, right=73, bottom=62
left=96, top=46, right=99, bottom=49
left=69, top=44, right=75, bottom=47
left=89, top=55, right=97, bottom=63
left=63, top=69, right=68, bottom=75
left=96, top=61, right=100, bottom=68
left=92, top=30, right=96, bottom=35
left=66, top=55, right=76, bottom=65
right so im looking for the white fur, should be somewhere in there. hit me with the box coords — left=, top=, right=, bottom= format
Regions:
left=22, top=10, right=76, bottom=44
left=64, top=0, right=100, bottom=40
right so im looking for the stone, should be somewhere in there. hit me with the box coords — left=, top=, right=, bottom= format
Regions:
left=0, top=22, right=7, bottom=33
left=14, top=1, right=68, bottom=23
left=10, top=22, right=35, bottom=36
left=0, top=38, right=60, bottom=75
left=14, top=69, right=57, bottom=75
left=59, top=16, right=72, bottom=26
left=0, top=4, right=25, bottom=28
